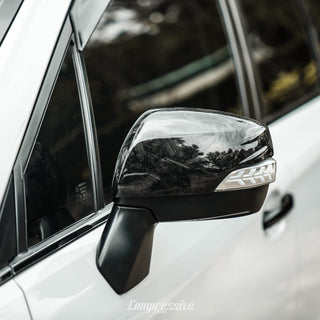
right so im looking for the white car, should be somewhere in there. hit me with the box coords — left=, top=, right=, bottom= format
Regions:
left=0, top=0, right=320, bottom=319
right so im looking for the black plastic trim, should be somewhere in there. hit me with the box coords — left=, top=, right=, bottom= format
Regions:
left=97, top=205, right=157, bottom=294
left=0, top=175, right=16, bottom=272
left=117, top=185, right=269, bottom=222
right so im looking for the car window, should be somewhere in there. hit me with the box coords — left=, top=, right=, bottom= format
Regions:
left=84, top=0, right=242, bottom=202
left=240, top=0, right=320, bottom=120
left=305, top=0, right=320, bottom=38
left=25, top=48, right=94, bottom=247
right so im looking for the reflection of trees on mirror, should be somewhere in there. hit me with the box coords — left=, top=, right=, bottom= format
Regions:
left=118, top=134, right=272, bottom=197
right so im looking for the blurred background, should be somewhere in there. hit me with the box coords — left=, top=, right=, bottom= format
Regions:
left=64, top=0, right=320, bottom=202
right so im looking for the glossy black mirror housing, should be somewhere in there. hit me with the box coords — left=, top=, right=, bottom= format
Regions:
left=113, top=108, right=275, bottom=221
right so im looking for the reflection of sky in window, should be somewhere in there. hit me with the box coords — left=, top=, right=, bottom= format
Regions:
left=90, top=9, right=148, bottom=44
left=89, top=3, right=180, bottom=45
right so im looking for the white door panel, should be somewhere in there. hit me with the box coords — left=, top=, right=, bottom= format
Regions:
left=147, top=211, right=295, bottom=319
left=0, top=280, right=30, bottom=320
left=14, top=223, right=115, bottom=320
left=293, top=158, right=320, bottom=318
left=15, top=207, right=294, bottom=319
left=269, top=96, right=320, bottom=318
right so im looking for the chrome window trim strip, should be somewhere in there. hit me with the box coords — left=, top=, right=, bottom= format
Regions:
left=0, top=266, right=13, bottom=286
left=71, top=43, right=104, bottom=211
left=227, top=0, right=262, bottom=120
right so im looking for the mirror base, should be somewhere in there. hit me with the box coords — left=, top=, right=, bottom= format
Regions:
left=96, top=205, right=157, bottom=294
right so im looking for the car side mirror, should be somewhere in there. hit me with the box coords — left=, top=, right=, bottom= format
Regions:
left=97, top=108, right=276, bottom=294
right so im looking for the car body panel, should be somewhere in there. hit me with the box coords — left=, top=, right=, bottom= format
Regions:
left=0, top=0, right=71, bottom=203
left=0, top=0, right=23, bottom=45
left=0, top=280, right=30, bottom=320
left=14, top=222, right=113, bottom=320
left=14, top=203, right=295, bottom=319
left=268, top=96, right=320, bottom=318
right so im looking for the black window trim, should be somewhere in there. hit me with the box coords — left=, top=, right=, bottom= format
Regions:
left=10, top=16, right=109, bottom=275
left=0, top=175, right=16, bottom=286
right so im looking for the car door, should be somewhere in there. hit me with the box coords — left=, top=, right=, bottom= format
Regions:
left=238, top=0, right=320, bottom=317
left=0, top=280, right=31, bottom=320
left=269, top=97, right=320, bottom=319
left=11, top=1, right=297, bottom=320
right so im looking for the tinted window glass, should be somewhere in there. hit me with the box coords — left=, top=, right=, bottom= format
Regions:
left=25, top=49, right=93, bottom=246
left=84, top=0, right=241, bottom=202
left=241, top=0, right=319, bottom=119
left=306, top=0, right=320, bottom=34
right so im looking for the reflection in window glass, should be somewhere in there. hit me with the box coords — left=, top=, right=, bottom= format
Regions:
left=306, top=0, right=320, bottom=35
left=0, top=179, right=15, bottom=268
left=25, top=48, right=93, bottom=246
left=241, top=0, right=319, bottom=119
left=84, top=0, right=241, bottom=202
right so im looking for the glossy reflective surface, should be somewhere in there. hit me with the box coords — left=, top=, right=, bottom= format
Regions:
left=0, top=0, right=23, bottom=45
left=113, top=108, right=273, bottom=198
left=71, top=0, right=111, bottom=50
left=25, top=50, right=93, bottom=246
